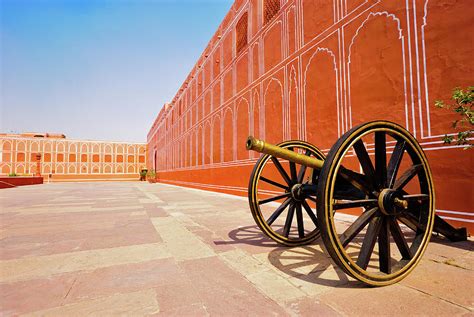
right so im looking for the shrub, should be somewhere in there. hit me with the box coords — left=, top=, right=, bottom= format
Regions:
left=435, top=86, right=473, bottom=149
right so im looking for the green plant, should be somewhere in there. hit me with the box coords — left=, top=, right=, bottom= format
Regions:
left=139, top=169, right=148, bottom=177
left=435, top=86, right=473, bottom=149
left=8, top=172, right=17, bottom=177
left=147, top=169, right=156, bottom=178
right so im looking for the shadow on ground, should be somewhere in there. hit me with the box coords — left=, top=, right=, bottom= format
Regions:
left=219, top=225, right=364, bottom=288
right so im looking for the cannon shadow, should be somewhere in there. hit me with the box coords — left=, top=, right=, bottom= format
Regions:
left=220, top=225, right=363, bottom=288
left=429, top=234, right=474, bottom=251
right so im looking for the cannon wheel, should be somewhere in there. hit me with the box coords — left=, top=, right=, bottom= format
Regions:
left=317, top=121, right=435, bottom=286
left=249, top=140, right=325, bottom=246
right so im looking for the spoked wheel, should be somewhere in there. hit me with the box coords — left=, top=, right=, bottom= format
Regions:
left=317, top=121, right=435, bottom=286
left=249, top=140, right=325, bottom=246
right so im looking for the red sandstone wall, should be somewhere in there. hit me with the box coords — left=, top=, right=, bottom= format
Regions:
left=147, top=0, right=473, bottom=232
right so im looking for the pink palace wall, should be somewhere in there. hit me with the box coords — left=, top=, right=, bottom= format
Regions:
left=147, top=0, right=473, bottom=232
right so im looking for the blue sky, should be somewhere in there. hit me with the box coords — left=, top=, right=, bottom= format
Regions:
left=1, top=0, right=233, bottom=142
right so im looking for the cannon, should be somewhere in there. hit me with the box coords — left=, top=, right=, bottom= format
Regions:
left=246, top=120, right=467, bottom=286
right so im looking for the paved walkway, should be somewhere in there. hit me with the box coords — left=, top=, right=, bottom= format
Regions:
left=0, top=182, right=472, bottom=316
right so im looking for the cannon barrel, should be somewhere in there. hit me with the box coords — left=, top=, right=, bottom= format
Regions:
left=246, top=136, right=324, bottom=170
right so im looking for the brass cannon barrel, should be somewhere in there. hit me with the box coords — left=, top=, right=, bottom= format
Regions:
left=246, top=136, right=365, bottom=194
left=246, top=136, right=324, bottom=170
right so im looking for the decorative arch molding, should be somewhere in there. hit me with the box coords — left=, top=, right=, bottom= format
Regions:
left=1, top=164, right=11, bottom=174
left=80, top=163, right=88, bottom=174
left=303, top=47, right=340, bottom=148
left=263, top=77, right=284, bottom=144
left=55, top=164, right=65, bottom=174
left=252, top=89, right=261, bottom=141
left=56, top=142, right=66, bottom=153
left=116, top=165, right=124, bottom=174
left=203, top=120, right=212, bottom=165
left=15, top=163, right=26, bottom=174
left=43, top=142, right=53, bottom=153
left=43, top=164, right=52, bottom=174
left=17, top=141, right=27, bottom=152
left=104, top=164, right=113, bottom=174
left=236, top=98, right=251, bottom=160
left=92, top=144, right=100, bottom=153
left=127, top=145, right=136, bottom=155
left=68, top=165, right=76, bottom=174
left=104, top=144, right=113, bottom=154
left=223, top=107, right=235, bottom=162
left=211, top=114, right=222, bottom=164
left=127, top=164, right=136, bottom=174
left=68, top=143, right=77, bottom=153
left=2, top=140, right=13, bottom=151
left=116, top=145, right=124, bottom=154
left=288, top=65, right=300, bottom=139
left=91, top=164, right=100, bottom=174
left=197, top=124, right=204, bottom=166
left=347, top=11, right=409, bottom=131
left=30, top=141, right=40, bottom=153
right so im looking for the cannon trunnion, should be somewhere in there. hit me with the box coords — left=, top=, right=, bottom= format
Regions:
left=246, top=120, right=467, bottom=287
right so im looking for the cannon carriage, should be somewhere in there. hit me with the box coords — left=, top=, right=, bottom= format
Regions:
left=246, top=120, right=467, bottom=286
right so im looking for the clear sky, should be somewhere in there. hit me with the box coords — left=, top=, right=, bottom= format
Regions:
left=1, top=0, right=233, bottom=142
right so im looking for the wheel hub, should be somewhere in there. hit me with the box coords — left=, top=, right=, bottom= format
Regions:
left=291, top=184, right=303, bottom=201
left=378, top=188, right=408, bottom=216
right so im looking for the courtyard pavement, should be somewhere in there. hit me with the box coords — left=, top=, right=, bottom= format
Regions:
left=0, top=182, right=472, bottom=316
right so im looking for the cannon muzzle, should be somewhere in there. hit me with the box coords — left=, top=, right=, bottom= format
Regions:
left=246, top=136, right=324, bottom=170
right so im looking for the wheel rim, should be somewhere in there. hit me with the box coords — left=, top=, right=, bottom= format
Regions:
left=317, top=121, right=435, bottom=286
left=248, top=140, right=325, bottom=246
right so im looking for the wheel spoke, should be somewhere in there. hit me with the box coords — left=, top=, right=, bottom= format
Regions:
left=339, top=166, right=374, bottom=195
left=378, top=218, right=391, bottom=274
left=267, top=198, right=292, bottom=225
left=402, top=194, right=430, bottom=202
left=333, top=199, right=378, bottom=210
left=388, top=217, right=412, bottom=260
left=353, top=139, right=376, bottom=183
left=306, top=195, right=317, bottom=203
left=375, top=131, right=387, bottom=189
left=258, top=192, right=291, bottom=205
left=297, top=150, right=311, bottom=183
left=288, top=147, right=298, bottom=182
left=295, top=203, right=305, bottom=238
left=301, top=200, right=318, bottom=227
left=283, top=203, right=296, bottom=237
left=398, top=212, right=426, bottom=233
left=271, top=157, right=292, bottom=185
left=387, top=140, right=406, bottom=188
left=356, top=216, right=382, bottom=270
left=340, top=207, right=378, bottom=247
left=260, top=176, right=288, bottom=190
left=394, top=164, right=423, bottom=191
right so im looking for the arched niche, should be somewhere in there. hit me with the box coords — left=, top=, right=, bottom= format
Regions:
left=212, top=115, right=221, bottom=164
left=204, top=121, right=211, bottom=164
left=288, top=67, right=299, bottom=139
left=264, top=78, right=284, bottom=144
left=304, top=48, right=339, bottom=149
left=223, top=108, right=234, bottom=162
left=348, top=13, right=407, bottom=128
left=236, top=99, right=250, bottom=160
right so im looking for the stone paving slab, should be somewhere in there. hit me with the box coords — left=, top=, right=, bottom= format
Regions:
left=0, top=182, right=472, bottom=316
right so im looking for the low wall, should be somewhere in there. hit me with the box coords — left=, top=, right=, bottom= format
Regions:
left=0, top=176, right=43, bottom=189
